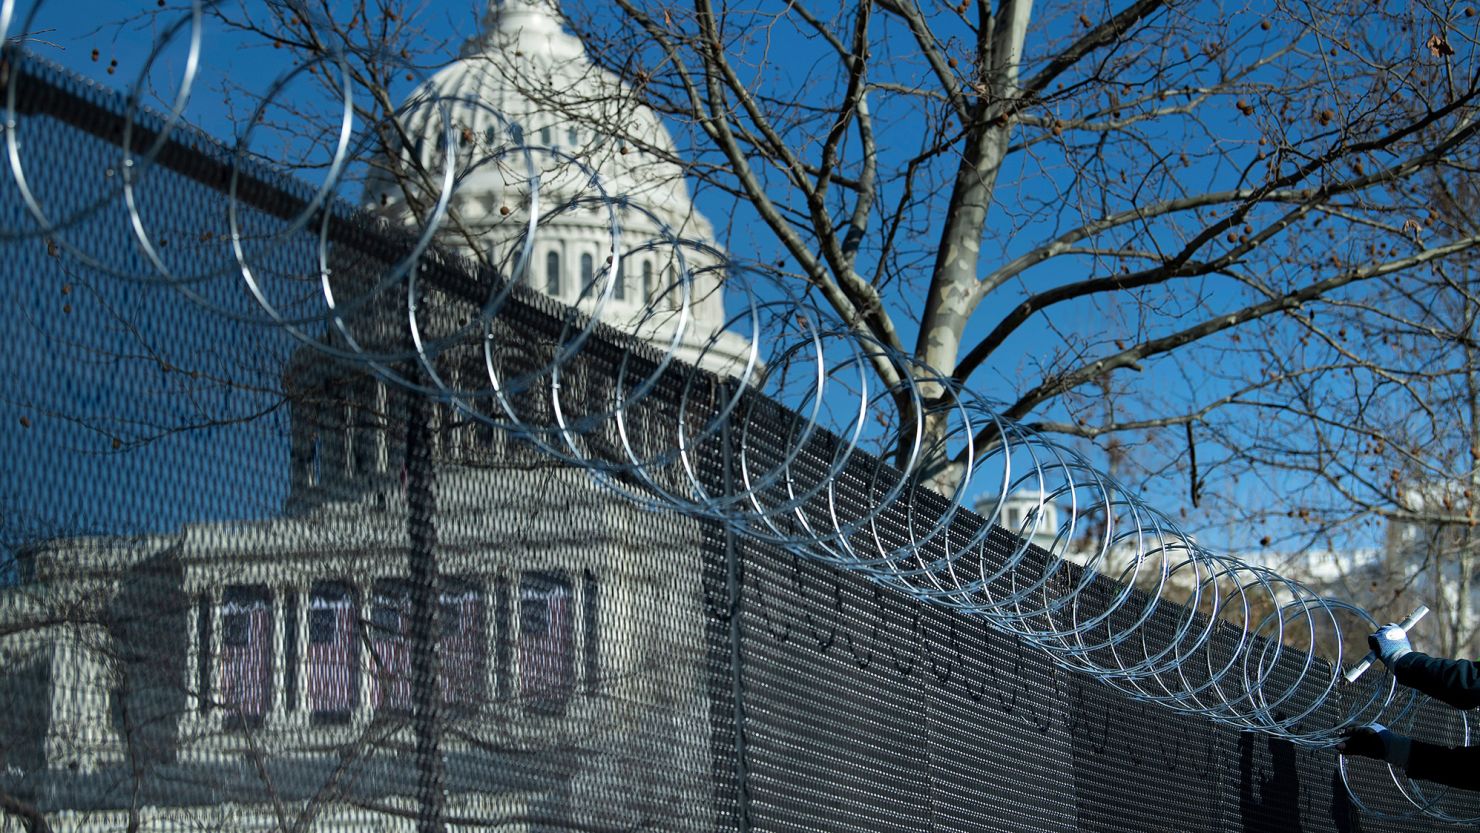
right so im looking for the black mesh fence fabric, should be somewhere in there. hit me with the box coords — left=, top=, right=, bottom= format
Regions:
left=0, top=56, right=1464, bottom=833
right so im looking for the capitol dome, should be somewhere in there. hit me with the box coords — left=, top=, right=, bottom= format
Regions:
left=367, top=0, right=750, bottom=376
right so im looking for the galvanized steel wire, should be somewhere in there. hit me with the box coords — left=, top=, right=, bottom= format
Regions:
left=0, top=0, right=1472, bottom=820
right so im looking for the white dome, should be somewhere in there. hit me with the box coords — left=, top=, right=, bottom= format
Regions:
left=367, top=0, right=749, bottom=376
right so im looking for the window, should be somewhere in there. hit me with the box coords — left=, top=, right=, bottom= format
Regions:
left=220, top=586, right=272, bottom=728
left=440, top=579, right=487, bottom=710
left=291, top=403, right=318, bottom=488
left=540, top=125, right=552, bottom=146
left=615, top=259, right=626, bottom=301
left=520, top=572, right=574, bottom=714
left=309, top=582, right=358, bottom=723
left=641, top=261, right=654, bottom=304
left=567, top=126, right=579, bottom=145
left=495, top=574, right=512, bottom=703
left=580, top=253, right=594, bottom=294
left=284, top=592, right=299, bottom=713
left=583, top=570, right=600, bottom=695
left=443, top=365, right=464, bottom=462
left=347, top=402, right=364, bottom=476
left=369, top=580, right=411, bottom=713
left=368, top=579, right=487, bottom=714
left=324, top=398, right=347, bottom=478
left=310, top=431, right=322, bottom=487
left=545, top=251, right=562, bottom=297
left=475, top=419, right=497, bottom=456
left=374, top=382, right=389, bottom=473
left=303, top=397, right=332, bottom=488
left=196, top=596, right=212, bottom=713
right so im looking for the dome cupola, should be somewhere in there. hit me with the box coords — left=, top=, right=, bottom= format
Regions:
left=367, top=0, right=749, bottom=376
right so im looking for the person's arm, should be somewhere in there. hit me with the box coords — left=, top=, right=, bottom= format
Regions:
left=1393, top=652, right=1480, bottom=710
left=1406, top=738, right=1480, bottom=790
left=1339, top=726, right=1480, bottom=792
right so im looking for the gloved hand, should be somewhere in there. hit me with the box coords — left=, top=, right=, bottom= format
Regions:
left=1337, top=723, right=1412, bottom=767
left=1368, top=623, right=1413, bottom=667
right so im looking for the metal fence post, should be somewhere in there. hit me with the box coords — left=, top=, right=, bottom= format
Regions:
left=721, top=380, right=751, bottom=833
left=406, top=342, right=445, bottom=833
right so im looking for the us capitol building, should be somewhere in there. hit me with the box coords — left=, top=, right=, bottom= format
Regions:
left=0, top=2, right=746, bottom=831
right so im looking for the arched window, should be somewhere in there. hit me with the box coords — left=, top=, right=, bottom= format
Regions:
left=540, top=125, right=552, bottom=146
left=641, top=261, right=654, bottom=304
left=545, top=251, right=562, bottom=297
left=567, top=126, right=579, bottom=145
left=580, top=253, right=594, bottom=293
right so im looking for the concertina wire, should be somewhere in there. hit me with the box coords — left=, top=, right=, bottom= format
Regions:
left=0, top=0, right=1472, bottom=821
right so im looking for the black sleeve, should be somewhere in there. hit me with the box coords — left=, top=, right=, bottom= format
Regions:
left=1405, top=740, right=1480, bottom=791
left=1393, top=652, right=1480, bottom=710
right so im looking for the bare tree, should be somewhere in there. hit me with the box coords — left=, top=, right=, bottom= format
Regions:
left=543, top=0, right=1480, bottom=435
left=195, top=0, right=1480, bottom=511
left=531, top=0, right=1480, bottom=644
left=1177, top=161, right=1480, bottom=655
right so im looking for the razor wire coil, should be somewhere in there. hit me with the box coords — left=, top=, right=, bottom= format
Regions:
left=0, top=1, right=1472, bottom=820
